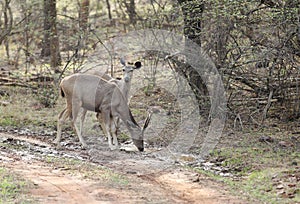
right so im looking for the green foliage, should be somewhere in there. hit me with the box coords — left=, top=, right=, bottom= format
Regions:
left=0, top=115, right=18, bottom=127
left=34, top=84, right=58, bottom=108
left=196, top=162, right=300, bottom=203
left=0, top=167, right=31, bottom=203
left=205, top=129, right=300, bottom=203
left=118, top=132, right=130, bottom=142
left=211, top=141, right=299, bottom=176
left=138, top=1, right=182, bottom=31
left=210, top=148, right=253, bottom=175
left=0, top=87, right=60, bottom=130
left=242, top=168, right=300, bottom=204
left=243, top=170, right=277, bottom=203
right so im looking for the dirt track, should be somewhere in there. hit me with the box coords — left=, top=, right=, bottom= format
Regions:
left=0, top=132, right=247, bottom=203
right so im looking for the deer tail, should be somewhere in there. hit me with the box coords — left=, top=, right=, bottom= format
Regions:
left=60, top=87, right=65, bottom=98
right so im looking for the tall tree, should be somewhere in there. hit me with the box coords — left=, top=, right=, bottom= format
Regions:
left=76, top=0, right=90, bottom=58
left=79, top=0, right=90, bottom=32
left=177, top=0, right=208, bottom=97
left=124, top=0, right=137, bottom=25
left=0, top=0, right=13, bottom=60
left=105, top=0, right=112, bottom=20
left=41, top=0, right=61, bottom=69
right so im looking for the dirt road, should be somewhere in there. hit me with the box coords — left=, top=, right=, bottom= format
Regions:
left=0, top=132, right=247, bottom=203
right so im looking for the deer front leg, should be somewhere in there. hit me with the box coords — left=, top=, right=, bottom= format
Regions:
left=71, top=122, right=87, bottom=148
left=111, top=117, right=119, bottom=148
left=55, top=122, right=62, bottom=145
left=54, top=108, right=67, bottom=145
left=101, top=110, right=118, bottom=150
left=72, top=103, right=88, bottom=148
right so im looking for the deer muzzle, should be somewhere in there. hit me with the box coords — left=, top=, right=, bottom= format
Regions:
left=133, top=139, right=144, bottom=152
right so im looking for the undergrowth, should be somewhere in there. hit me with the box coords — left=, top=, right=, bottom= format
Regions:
left=0, top=167, right=33, bottom=203
left=203, top=130, right=300, bottom=204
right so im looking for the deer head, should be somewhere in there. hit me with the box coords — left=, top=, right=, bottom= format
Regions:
left=120, top=58, right=142, bottom=82
left=127, top=112, right=152, bottom=151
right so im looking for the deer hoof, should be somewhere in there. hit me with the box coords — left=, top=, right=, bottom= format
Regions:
left=81, top=143, right=88, bottom=149
left=53, top=138, right=60, bottom=144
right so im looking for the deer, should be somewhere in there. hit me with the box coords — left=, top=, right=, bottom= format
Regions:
left=54, top=73, right=150, bottom=151
left=80, top=59, right=142, bottom=147
left=83, top=59, right=141, bottom=102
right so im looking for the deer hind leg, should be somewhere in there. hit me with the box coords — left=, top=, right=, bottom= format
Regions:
left=80, top=108, right=87, bottom=138
left=72, top=102, right=88, bottom=148
left=115, top=117, right=120, bottom=137
left=55, top=108, right=69, bottom=145
left=111, top=117, right=119, bottom=148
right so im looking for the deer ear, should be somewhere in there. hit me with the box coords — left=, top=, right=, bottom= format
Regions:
left=134, top=61, right=142, bottom=69
left=143, top=112, right=152, bottom=130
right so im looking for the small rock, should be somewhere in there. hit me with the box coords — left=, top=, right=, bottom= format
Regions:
left=287, top=183, right=296, bottom=187
left=179, top=155, right=196, bottom=162
left=150, top=106, right=162, bottom=113
left=192, top=175, right=200, bottom=182
left=276, top=184, right=284, bottom=189
left=126, top=171, right=137, bottom=174
left=291, top=161, right=298, bottom=166
left=219, top=172, right=233, bottom=177
left=290, top=136, right=299, bottom=141
left=120, top=143, right=139, bottom=152
left=278, top=141, right=293, bottom=148
left=0, top=101, right=10, bottom=106
left=259, top=136, right=274, bottom=143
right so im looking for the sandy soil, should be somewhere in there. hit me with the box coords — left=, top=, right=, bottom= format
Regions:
left=0, top=132, right=248, bottom=204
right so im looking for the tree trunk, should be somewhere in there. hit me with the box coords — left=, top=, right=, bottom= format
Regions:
left=0, top=0, right=13, bottom=54
left=124, top=0, right=137, bottom=25
left=178, top=0, right=203, bottom=46
left=105, top=0, right=112, bottom=20
left=76, top=0, right=90, bottom=58
left=79, top=0, right=90, bottom=32
left=41, top=0, right=50, bottom=57
left=177, top=0, right=208, bottom=97
left=41, top=0, right=61, bottom=69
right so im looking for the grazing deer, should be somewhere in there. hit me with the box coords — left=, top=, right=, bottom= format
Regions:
left=55, top=74, right=150, bottom=151
left=80, top=59, right=142, bottom=146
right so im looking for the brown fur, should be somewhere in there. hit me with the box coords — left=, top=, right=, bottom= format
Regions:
left=55, top=74, right=150, bottom=151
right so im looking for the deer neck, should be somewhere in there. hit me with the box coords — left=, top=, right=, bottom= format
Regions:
left=120, top=80, right=131, bottom=101
left=115, top=94, right=139, bottom=129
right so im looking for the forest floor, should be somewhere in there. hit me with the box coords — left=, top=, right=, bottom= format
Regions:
left=0, top=132, right=246, bottom=204
left=0, top=68, right=299, bottom=204
left=1, top=0, right=299, bottom=203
